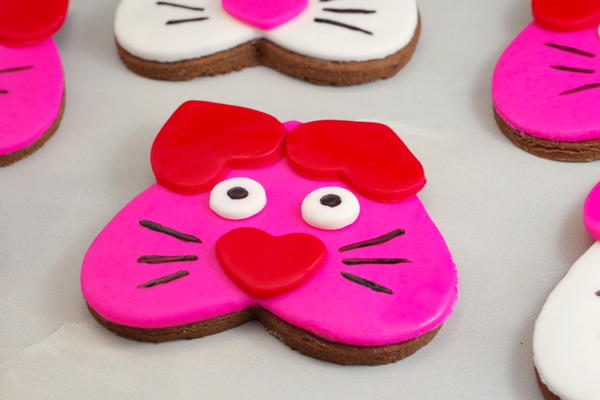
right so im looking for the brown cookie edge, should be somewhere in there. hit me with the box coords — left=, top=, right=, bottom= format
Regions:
left=494, top=108, right=600, bottom=162
left=535, top=367, right=561, bottom=400
left=88, top=304, right=441, bottom=365
left=0, top=92, right=65, bottom=167
left=116, top=20, right=420, bottom=86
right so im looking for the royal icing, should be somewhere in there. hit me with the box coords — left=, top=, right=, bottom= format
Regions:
left=81, top=101, right=457, bottom=347
left=114, top=0, right=418, bottom=62
left=534, top=181, right=600, bottom=400
left=492, top=2, right=600, bottom=142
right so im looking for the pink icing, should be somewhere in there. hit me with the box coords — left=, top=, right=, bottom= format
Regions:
left=493, top=23, right=600, bottom=142
left=584, top=181, right=600, bottom=241
left=0, top=39, right=64, bottom=155
left=221, top=0, right=307, bottom=30
left=81, top=159, right=457, bottom=347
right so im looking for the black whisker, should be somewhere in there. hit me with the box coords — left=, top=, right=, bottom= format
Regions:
left=314, top=18, right=372, bottom=35
left=559, top=83, right=600, bottom=96
left=544, top=43, right=595, bottom=58
left=139, top=220, right=202, bottom=243
left=166, top=17, right=209, bottom=25
left=339, top=229, right=405, bottom=252
left=551, top=65, right=595, bottom=74
left=0, top=90, right=7, bottom=94
left=156, top=1, right=204, bottom=11
left=138, top=255, right=198, bottom=264
left=138, top=270, right=189, bottom=288
left=323, top=8, right=375, bottom=14
left=0, top=66, right=33, bottom=74
left=341, top=272, right=393, bottom=294
left=343, top=258, right=410, bottom=265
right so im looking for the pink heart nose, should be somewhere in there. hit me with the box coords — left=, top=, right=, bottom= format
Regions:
left=222, top=0, right=308, bottom=30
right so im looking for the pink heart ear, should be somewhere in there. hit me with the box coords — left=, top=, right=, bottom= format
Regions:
left=222, top=0, right=307, bottom=30
left=584, top=182, right=600, bottom=241
left=151, top=101, right=286, bottom=194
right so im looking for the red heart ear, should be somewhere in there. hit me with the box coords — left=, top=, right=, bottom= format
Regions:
left=285, top=121, right=426, bottom=203
left=151, top=101, right=286, bottom=194
left=532, top=0, right=600, bottom=31
left=0, top=0, right=69, bottom=47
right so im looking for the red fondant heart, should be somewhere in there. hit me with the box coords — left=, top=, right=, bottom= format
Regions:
left=533, top=0, right=600, bottom=31
left=286, top=121, right=425, bottom=203
left=0, top=0, right=69, bottom=47
left=221, top=0, right=307, bottom=30
left=151, top=101, right=286, bottom=195
left=216, top=227, right=326, bottom=298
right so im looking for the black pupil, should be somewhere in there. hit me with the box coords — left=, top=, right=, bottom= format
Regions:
left=320, top=194, right=342, bottom=207
left=227, top=187, right=249, bottom=200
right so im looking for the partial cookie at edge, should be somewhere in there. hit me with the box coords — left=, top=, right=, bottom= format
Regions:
left=0, top=92, right=65, bottom=167
left=494, top=109, right=600, bottom=162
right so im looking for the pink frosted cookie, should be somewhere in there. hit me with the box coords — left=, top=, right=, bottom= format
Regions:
left=492, top=0, right=600, bottom=161
left=81, top=101, right=458, bottom=365
left=114, top=0, right=420, bottom=85
left=0, top=0, right=68, bottom=166
left=534, top=181, right=600, bottom=399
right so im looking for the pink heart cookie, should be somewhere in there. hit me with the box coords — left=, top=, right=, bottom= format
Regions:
left=492, top=0, right=600, bottom=161
left=81, top=101, right=458, bottom=365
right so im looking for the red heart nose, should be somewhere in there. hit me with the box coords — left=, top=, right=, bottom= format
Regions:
left=216, top=227, right=326, bottom=298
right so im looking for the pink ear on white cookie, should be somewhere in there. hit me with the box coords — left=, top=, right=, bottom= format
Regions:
left=583, top=182, right=600, bottom=241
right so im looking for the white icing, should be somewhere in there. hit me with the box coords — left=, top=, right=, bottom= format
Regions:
left=301, top=186, right=359, bottom=230
left=115, top=0, right=259, bottom=63
left=533, top=242, right=600, bottom=400
left=114, top=0, right=418, bottom=63
left=209, top=177, right=266, bottom=220
left=265, top=0, right=418, bottom=61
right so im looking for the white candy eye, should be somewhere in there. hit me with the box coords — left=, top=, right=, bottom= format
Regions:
left=301, top=187, right=360, bottom=230
left=210, top=177, right=266, bottom=220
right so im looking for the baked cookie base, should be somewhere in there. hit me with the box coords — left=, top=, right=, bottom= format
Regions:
left=88, top=304, right=440, bottom=365
left=116, top=22, right=420, bottom=86
left=494, top=109, right=600, bottom=162
left=535, top=368, right=561, bottom=400
left=0, top=92, right=65, bottom=167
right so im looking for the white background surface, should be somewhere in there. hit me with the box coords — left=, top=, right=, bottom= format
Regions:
left=1, top=0, right=598, bottom=399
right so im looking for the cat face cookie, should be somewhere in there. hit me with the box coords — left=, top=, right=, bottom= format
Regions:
left=81, top=101, right=457, bottom=365
left=533, top=181, right=600, bottom=399
left=114, top=0, right=420, bottom=85
left=0, top=0, right=67, bottom=166
left=492, top=0, right=600, bottom=161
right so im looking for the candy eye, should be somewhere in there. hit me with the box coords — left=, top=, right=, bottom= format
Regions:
left=301, top=187, right=360, bottom=230
left=210, top=177, right=266, bottom=220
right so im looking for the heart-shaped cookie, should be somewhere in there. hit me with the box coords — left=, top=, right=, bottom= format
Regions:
left=216, top=227, right=326, bottom=297
left=221, top=0, right=308, bottom=30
